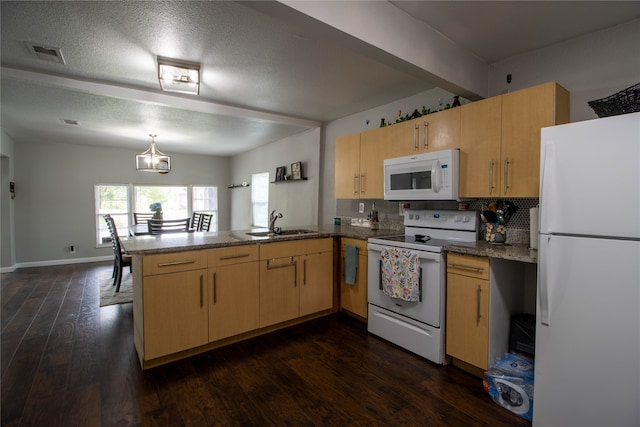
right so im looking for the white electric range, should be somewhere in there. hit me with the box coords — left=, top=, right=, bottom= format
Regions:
left=367, top=209, right=478, bottom=364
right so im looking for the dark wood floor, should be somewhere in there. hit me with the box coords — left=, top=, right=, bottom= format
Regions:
left=2, top=261, right=530, bottom=426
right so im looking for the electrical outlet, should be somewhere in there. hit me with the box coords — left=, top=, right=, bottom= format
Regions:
left=399, top=203, right=405, bottom=216
left=358, top=202, right=365, bottom=214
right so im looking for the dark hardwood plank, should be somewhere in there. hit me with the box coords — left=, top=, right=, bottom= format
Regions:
left=1, top=262, right=531, bottom=427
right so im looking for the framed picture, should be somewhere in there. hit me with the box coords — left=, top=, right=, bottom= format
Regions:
left=291, top=161, right=302, bottom=180
left=275, top=166, right=286, bottom=181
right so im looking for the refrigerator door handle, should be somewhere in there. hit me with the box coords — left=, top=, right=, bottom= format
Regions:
left=539, top=235, right=551, bottom=326
left=539, top=141, right=555, bottom=231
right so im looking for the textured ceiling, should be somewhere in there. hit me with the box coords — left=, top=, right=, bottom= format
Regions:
left=2, top=1, right=639, bottom=156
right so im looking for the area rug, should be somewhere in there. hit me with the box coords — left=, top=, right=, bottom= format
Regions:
left=100, top=268, right=133, bottom=307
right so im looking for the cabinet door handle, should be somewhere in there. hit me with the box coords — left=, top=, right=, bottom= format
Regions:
left=448, top=262, right=485, bottom=273
left=476, top=285, right=482, bottom=324
left=303, top=259, right=307, bottom=285
left=423, top=121, right=429, bottom=150
left=213, top=272, right=217, bottom=304
left=503, top=157, right=510, bottom=194
left=413, top=123, right=419, bottom=151
left=489, top=159, right=495, bottom=195
left=219, top=253, right=250, bottom=260
left=353, top=174, right=358, bottom=195
left=360, top=174, right=365, bottom=194
left=158, top=260, right=196, bottom=267
left=200, top=275, right=204, bottom=308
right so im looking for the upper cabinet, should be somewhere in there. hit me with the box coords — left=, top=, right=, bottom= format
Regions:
left=459, top=82, right=570, bottom=198
left=334, top=108, right=461, bottom=200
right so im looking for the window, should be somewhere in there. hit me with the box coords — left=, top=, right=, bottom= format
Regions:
left=193, top=186, right=218, bottom=231
left=95, top=184, right=129, bottom=246
left=251, top=173, right=269, bottom=227
left=133, top=185, right=188, bottom=220
left=94, top=184, right=218, bottom=246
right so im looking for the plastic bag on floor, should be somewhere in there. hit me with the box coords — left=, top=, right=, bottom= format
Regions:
left=484, top=352, right=534, bottom=421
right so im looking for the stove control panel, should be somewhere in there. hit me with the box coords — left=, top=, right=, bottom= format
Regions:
left=405, top=210, right=477, bottom=231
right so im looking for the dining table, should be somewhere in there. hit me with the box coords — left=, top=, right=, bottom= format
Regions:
left=129, top=224, right=151, bottom=236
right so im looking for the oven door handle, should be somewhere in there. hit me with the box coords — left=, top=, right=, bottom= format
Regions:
left=368, top=244, right=442, bottom=262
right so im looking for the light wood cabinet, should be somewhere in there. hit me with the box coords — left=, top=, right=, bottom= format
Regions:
left=299, top=249, right=334, bottom=317
left=335, top=133, right=361, bottom=199
left=259, top=238, right=333, bottom=328
left=141, top=251, right=209, bottom=360
left=459, top=82, right=570, bottom=198
left=335, top=108, right=460, bottom=199
left=446, top=253, right=490, bottom=369
left=446, top=253, right=527, bottom=372
left=208, top=245, right=260, bottom=342
left=339, top=237, right=369, bottom=319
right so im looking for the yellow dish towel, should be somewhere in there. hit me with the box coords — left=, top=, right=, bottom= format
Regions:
left=380, top=247, right=420, bottom=301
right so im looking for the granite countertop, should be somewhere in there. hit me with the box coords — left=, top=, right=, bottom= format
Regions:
left=444, top=241, right=538, bottom=264
left=121, top=224, right=400, bottom=255
left=121, top=223, right=537, bottom=264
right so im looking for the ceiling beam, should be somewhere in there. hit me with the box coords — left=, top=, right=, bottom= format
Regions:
left=0, top=66, right=322, bottom=129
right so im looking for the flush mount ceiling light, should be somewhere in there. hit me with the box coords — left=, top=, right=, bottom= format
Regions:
left=157, top=56, right=200, bottom=95
left=136, top=134, right=171, bottom=174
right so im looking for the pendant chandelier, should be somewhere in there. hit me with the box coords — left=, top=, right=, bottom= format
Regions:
left=135, top=134, right=171, bottom=173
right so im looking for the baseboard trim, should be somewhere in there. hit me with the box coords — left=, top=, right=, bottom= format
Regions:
left=8, top=256, right=112, bottom=271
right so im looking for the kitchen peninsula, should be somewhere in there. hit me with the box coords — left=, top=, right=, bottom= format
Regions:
left=121, top=225, right=397, bottom=369
left=122, top=225, right=536, bottom=369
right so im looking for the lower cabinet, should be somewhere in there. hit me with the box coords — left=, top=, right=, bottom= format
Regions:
left=208, top=245, right=260, bottom=342
left=339, top=237, right=369, bottom=319
left=141, top=251, right=209, bottom=360
left=446, top=252, right=527, bottom=372
left=135, top=238, right=335, bottom=368
left=446, top=253, right=490, bottom=369
left=259, top=238, right=333, bottom=328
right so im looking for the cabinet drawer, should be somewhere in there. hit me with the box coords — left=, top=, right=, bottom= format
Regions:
left=143, top=251, right=207, bottom=276
left=447, top=253, right=489, bottom=280
left=208, top=245, right=259, bottom=267
left=260, top=238, right=332, bottom=259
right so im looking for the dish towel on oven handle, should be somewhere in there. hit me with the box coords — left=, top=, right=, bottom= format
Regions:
left=380, top=247, right=421, bottom=302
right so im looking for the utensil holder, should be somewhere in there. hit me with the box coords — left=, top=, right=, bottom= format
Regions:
left=486, top=223, right=507, bottom=244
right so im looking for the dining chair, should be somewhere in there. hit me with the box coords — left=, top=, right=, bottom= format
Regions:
left=199, top=213, right=213, bottom=232
left=148, top=218, right=191, bottom=235
left=133, top=212, right=154, bottom=225
left=191, top=212, right=202, bottom=231
left=103, top=215, right=132, bottom=292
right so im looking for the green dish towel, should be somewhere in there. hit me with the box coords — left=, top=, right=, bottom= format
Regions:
left=345, top=244, right=358, bottom=285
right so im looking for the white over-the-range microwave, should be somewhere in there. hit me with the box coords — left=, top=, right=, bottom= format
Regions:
left=383, top=149, right=459, bottom=201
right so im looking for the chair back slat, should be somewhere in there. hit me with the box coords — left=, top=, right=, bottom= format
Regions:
left=199, top=214, right=213, bottom=232
left=191, top=212, right=203, bottom=231
left=148, top=218, right=190, bottom=235
left=133, top=212, right=155, bottom=225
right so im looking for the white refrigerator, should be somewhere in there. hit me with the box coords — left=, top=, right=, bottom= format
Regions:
left=534, top=112, right=640, bottom=426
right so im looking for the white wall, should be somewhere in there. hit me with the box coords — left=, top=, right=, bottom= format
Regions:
left=13, top=139, right=229, bottom=266
left=230, top=128, right=321, bottom=230
left=488, top=18, right=640, bottom=122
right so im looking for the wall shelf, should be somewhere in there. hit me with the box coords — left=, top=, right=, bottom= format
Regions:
left=270, top=177, right=308, bottom=184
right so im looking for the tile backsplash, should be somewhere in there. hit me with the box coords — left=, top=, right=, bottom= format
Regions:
left=335, top=198, right=539, bottom=245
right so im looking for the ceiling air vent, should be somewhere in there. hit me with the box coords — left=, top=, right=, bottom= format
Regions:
left=29, top=44, right=65, bottom=64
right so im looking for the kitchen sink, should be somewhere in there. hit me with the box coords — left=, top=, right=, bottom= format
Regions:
left=246, top=229, right=317, bottom=237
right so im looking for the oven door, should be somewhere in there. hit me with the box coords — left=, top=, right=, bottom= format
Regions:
left=367, top=242, right=444, bottom=327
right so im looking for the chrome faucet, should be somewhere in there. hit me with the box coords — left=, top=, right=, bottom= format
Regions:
left=269, top=210, right=283, bottom=234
